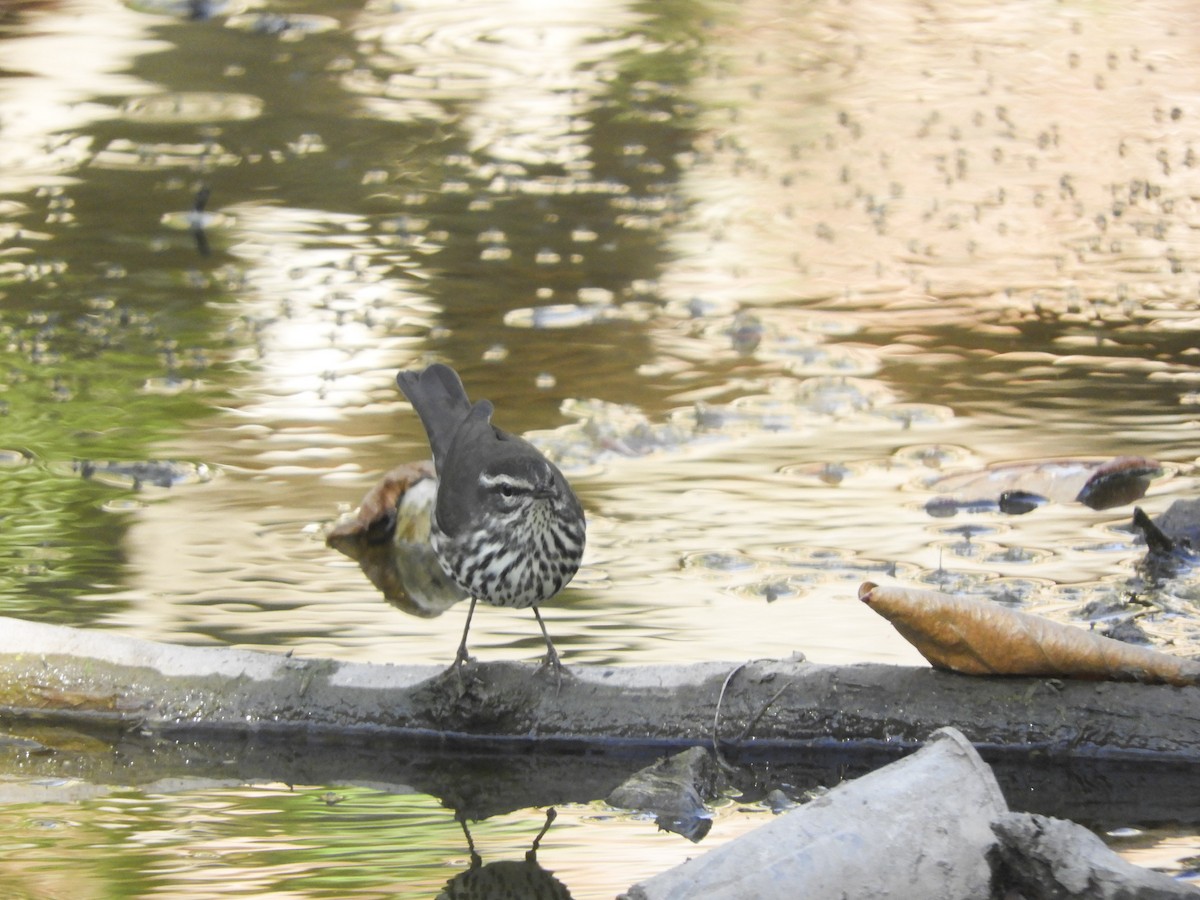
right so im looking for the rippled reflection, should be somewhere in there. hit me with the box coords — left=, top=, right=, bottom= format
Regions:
left=0, top=784, right=782, bottom=899
left=352, top=0, right=648, bottom=167
left=0, top=3, right=162, bottom=193
left=1, top=0, right=1197, bottom=667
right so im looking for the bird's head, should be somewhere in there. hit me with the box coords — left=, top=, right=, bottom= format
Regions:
left=478, top=454, right=561, bottom=516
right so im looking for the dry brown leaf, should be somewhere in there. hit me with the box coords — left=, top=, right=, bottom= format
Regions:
left=325, top=460, right=465, bottom=618
left=325, top=460, right=438, bottom=554
left=859, top=582, right=1200, bottom=687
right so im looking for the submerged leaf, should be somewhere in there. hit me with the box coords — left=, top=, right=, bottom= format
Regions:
left=858, top=582, right=1200, bottom=686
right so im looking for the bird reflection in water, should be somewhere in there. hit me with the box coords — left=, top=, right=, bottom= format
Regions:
left=437, top=807, right=573, bottom=900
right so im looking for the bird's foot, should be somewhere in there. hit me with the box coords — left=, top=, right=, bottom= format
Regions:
left=536, top=645, right=564, bottom=672
left=452, top=645, right=476, bottom=669
left=450, top=649, right=476, bottom=688
left=437, top=646, right=479, bottom=696
left=535, top=650, right=572, bottom=695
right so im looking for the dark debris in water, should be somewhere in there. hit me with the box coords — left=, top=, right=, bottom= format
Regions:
left=1076, top=459, right=1165, bottom=511
left=1076, top=593, right=1158, bottom=645
left=1100, top=617, right=1154, bottom=646
left=1133, top=501, right=1200, bottom=582
left=1139, top=499, right=1200, bottom=550
left=925, top=491, right=1049, bottom=518
left=540, top=381, right=948, bottom=469
left=73, top=459, right=213, bottom=490
left=926, top=456, right=1161, bottom=518
left=607, top=746, right=723, bottom=843
left=998, top=490, right=1048, bottom=516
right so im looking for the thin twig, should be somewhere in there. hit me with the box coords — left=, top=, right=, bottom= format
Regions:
left=712, top=660, right=795, bottom=770
left=711, top=661, right=749, bottom=771
left=737, top=682, right=793, bottom=743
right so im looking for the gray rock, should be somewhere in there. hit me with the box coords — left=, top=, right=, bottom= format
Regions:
left=607, top=746, right=723, bottom=842
left=988, top=812, right=1199, bottom=899
left=621, top=727, right=1006, bottom=900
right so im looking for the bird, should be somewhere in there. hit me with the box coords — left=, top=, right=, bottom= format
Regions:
left=395, top=363, right=586, bottom=672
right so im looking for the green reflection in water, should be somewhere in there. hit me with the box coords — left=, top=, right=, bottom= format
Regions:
left=0, top=786, right=473, bottom=898
left=0, top=255, right=226, bottom=620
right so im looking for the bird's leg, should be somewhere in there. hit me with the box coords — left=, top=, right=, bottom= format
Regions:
left=525, top=807, right=557, bottom=862
left=455, top=810, right=482, bottom=869
left=532, top=607, right=566, bottom=683
left=453, top=597, right=478, bottom=670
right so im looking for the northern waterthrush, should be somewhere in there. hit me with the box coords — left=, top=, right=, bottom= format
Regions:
left=395, top=364, right=586, bottom=670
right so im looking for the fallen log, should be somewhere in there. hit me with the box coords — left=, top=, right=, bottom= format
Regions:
left=0, top=615, right=1198, bottom=757
left=0, top=616, right=1198, bottom=825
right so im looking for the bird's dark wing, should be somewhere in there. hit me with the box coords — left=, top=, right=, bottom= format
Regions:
left=433, top=399, right=496, bottom=536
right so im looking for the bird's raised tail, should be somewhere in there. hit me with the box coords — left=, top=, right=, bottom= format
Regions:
left=396, top=364, right=475, bottom=466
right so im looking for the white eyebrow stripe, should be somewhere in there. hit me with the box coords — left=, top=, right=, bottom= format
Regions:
left=479, top=472, right=534, bottom=491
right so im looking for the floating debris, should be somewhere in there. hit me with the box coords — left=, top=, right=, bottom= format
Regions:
left=124, top=0, right=240, bottom=19
left=682, top=550, right=756, bottom=573
left=1133, top=500, right=1200, bottom=581
left=607, top=746, right=723, bottom=843
left=224, top=12, right=339, bottom=38
left=926, top=457, right=1163, bottom=516
left=100, top=498, right=149, bottom=513
left=503, top=301, right=651, bottom=330
left=535, top=399, right=692, bottom=466
left=121, top=92, right=264, bottom=124
left=0, top=449, right=33, bottom=468
left=925, top=490, right=1047, bottom=518
left=68, top=460, right=214, bottom=490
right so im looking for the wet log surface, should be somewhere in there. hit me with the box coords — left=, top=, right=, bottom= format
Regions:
left=0, top=617, right=1198, bottom=826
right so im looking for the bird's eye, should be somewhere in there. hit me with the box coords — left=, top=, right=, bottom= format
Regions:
left=499, top=484, right=516, bottom=498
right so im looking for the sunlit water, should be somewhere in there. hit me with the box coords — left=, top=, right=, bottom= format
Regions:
left=2, top=0, right=1199, bottom=893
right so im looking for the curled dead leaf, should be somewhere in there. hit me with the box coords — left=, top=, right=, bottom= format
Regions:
left=326, top=461, right=465, bottom=618
left=326, top=460, right=438, bottom=552
left=1075, top=456, right=1164, bottom=510
left=859, top=582, right=1200, bottom=687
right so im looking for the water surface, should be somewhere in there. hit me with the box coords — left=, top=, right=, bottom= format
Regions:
left=1, top=0, right=1199, bottom=893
